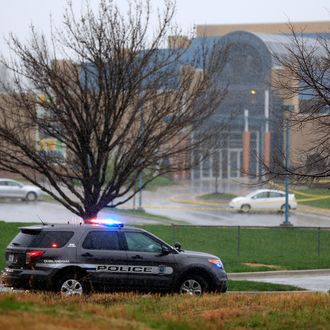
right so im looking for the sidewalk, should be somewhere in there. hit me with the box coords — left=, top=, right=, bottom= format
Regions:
left=228, top=269, right=330, bottom=292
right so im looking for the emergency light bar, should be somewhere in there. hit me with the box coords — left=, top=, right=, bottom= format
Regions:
left=86, top=218, right=124, bottom=228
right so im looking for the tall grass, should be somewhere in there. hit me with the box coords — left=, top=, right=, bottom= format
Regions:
left=0, top=292, right=329, bottom=329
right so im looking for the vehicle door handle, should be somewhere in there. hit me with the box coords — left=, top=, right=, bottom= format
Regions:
left=81, top=252, right=93, bottom=257
left=131, top=255, right=143, bottom=260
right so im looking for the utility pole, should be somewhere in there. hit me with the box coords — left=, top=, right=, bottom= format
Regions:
left=281, top=115, right=292, bottom=226
left=138, top=92, right=144, bottom=210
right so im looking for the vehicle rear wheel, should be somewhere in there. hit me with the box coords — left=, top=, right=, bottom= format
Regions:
left=179, top=275, right=208, bottom=295
left=57, top=273, right=87, bottom=296
left=25, top=192, right=37, bottom=201
left=240, top=204, right=251, bottom=213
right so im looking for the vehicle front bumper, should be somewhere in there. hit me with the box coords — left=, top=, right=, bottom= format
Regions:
left=209, top=268, right=228, bottom=291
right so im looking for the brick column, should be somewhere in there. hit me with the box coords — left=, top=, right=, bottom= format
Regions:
left=242, top=109, right=250, bottom=176
left=242, top=131, right=251, bottom=176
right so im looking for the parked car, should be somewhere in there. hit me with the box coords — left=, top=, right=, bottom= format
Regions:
left=0, top=179, right=42, bottom=201
left=229, top=189, right=297, bottom=212
left=2, top=219, right=228, bottom=296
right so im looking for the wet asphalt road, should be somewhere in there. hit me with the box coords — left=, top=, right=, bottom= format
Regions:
left=0, top=197, right=329, bottom=227
left=1, top=180, right=328, bottom=226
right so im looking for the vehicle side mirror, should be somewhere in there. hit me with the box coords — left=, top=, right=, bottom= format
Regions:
left=161, top=245, right=171, bottom=255
left=174, top=242, right=182, bottom=251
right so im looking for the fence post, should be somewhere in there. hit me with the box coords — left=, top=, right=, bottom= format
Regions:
left=237, top=226, right=240, bottom=257
left=171, top=224, right=177, bottom=245
left=317, top=227, right=321, bottom=257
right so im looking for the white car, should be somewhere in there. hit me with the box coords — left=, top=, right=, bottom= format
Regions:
left=0, top=179, right=42, bottom=201
left=229, top=189, right=297, bottom=212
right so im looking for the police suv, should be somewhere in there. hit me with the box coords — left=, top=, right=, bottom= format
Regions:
left=2, top=219, right=228, bottom=295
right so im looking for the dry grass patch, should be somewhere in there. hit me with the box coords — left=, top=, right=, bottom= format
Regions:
left=0, top=292, right=330, bottom=329
left=242, top=263, right=284, bottom=270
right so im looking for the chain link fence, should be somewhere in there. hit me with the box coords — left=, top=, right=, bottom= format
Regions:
left=164, top=225, right=330, bottom=272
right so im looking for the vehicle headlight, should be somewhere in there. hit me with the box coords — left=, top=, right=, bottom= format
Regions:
left=208, top=259, right=224, bottom=269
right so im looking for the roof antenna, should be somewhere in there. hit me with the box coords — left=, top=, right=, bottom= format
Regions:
left=37, top=214, right=46, bottom=226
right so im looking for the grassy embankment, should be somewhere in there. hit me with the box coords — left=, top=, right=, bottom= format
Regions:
left=2, top=222, right=330, bottom=272
left=198, top=192, right=238, bottom=201
left=295, top=188, right=330, bottom=209
left=143, top=225, right=330, bottom=272
left=0, top=292, right=329, bottom=329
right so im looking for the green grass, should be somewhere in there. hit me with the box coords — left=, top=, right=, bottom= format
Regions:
left=198, top=192, right=238, bottom=201
left=228, top=280, right=304, bottom=291
left=143, top=175, right=174, bottom=191
left=0, top=221, right=32, bottom=270
left=0, top=292, right=328, bottom=330
left=2, top=222, right=330, bottom=273
left=140, top=225, right=330, bottom=272
left=295, top=188, right=330, bottom=209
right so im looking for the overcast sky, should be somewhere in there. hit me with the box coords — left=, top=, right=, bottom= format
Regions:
left=0, top=0, right=329, bottom=54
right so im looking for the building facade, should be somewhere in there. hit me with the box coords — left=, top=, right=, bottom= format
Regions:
left=173, top=21, right=330, bottom=181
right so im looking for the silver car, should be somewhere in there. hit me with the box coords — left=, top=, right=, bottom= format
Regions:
left=0, top=179, right=42, bottom=201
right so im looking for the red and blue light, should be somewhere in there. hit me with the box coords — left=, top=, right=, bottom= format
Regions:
left=85, top=217, right=124, bottom=227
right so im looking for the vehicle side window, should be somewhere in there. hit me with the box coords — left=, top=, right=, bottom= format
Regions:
left=14, top=230, right=74, bottom=248
left=82, top=231, right=119, bottom=250
left=269, top=192, right=284, bottom=198
left=124, top=232, right=162, bottom=253
left=252, top=192, right=269, bottom=199
left=7, top=181, right=21, bottom=187
left=0, top=182, right=6, bottom=186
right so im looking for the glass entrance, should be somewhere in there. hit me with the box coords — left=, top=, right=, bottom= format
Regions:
left=228, top=149, right=242, bottom=178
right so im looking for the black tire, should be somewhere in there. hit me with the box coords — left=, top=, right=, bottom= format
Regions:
left=220, top=282, right=227, bottom=293
left=240, top=204, right=251, bottom=213
left=57, top=273, right=89, bottom=296
left=178, top=274, right=208, bottom=295
left=25, top=192, right=37, bottom=201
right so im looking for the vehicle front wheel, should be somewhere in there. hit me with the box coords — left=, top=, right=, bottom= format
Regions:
left=179, top=275, right=208, bottom=295
left=25, top=192, right=37, bottom=201
left=240, top=204, right=251, bottom=213
left=57, top=273, right=88, bottom=296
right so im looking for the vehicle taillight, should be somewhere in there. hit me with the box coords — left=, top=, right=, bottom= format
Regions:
left=26, top=250, right=45, bottom=265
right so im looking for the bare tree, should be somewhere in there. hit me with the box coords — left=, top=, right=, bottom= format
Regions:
left=0, top=0, right=227, bottom=220
left=0, top=64, right=10, bottom=91
left=271, top=25, right=330, bottom=182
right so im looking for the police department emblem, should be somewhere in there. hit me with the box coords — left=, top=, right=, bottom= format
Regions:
left=158, top=265, right=166, bottom=273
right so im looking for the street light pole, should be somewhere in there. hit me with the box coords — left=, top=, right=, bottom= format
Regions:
left=138, top=92, right=144, bottom=210
left=282, top=116, right=292, bottom=226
